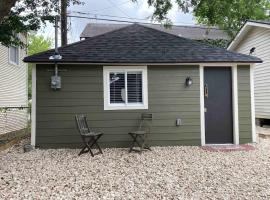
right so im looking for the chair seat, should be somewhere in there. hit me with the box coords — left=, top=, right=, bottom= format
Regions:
left=82, top=132, right=103, bottom=136
left=129, top=130, right=146, bottom=135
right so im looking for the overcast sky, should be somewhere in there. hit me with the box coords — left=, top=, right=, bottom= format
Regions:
left=39, top=0, right=196, bottom=43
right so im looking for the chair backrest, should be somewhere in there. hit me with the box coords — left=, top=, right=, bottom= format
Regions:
left=138, top=113, right=153, bottom=133
left=75, top=114, right=90, bottom=135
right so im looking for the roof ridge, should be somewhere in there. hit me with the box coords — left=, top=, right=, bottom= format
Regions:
left=139, top=24, right=226, bottom=49
left=83, top=22, right=224, bottom=30
left=149, top=23, right=222, bottom=30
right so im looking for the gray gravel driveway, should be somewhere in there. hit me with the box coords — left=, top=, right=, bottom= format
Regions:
left=1, top=138, right=270, bottom=199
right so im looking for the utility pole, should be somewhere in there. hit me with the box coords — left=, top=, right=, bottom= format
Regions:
left=49, top=15, right=62, bottom=60
left=61, top=0, right=68, bottom=46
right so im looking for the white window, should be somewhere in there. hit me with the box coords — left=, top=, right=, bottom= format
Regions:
left=103, top=66, right=148, bottom=110
left=9, top=46, right=19, bottom=66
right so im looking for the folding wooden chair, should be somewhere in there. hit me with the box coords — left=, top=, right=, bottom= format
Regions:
left=129, top=113, right=152, bottom=153
left=75, top=114, right=103, bottom=156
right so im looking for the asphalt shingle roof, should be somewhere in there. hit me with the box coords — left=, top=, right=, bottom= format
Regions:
left=24, top=24, right=262, bottom=64
left=80, top=23, right=230, bottom=40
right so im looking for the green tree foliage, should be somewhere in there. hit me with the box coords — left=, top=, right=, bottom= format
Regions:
left=139, top=0, right=270, bottom=38
left=0, top=0, right=83, bottom=47
left=197, top=39, right=230, bottom=48
left=194, top=0, right=270, bottom=38
left=28, top=34, right=52, bottom=99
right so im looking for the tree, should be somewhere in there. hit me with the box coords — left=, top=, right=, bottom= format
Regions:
left=1, top=0, right=269, bottom=46
left=61, top=0, right=68, bottom=46
left=0, top=0, right=17, bottom=21
left=0, top=0, right=83, bottom=47
left=196, top=39, right=229, bottom=48
left=138, top=0, right=270, bottom=38
left=28, top=34, right=52, bottom=99
left=194, top=0, right=270, bottom=38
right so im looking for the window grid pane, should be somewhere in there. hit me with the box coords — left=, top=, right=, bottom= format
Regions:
left=9, top=46, right=19, bottom=65
left=127, top=72, right=143, bottom=103
left=109, top=73, right=125, bottom=103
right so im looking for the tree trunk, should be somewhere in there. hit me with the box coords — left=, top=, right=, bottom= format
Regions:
left=0, top=0, right=17, bottom=22
left=61, top=0, right=68, bottom=46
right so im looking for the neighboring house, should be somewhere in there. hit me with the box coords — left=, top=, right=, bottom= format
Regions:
left=80, top=23, right=230, bottom=41
left=0, top=34, right=28, bottom=135
left=24, top=24, right=261, bottom=148
left=228, top=20, right=270, bottom=125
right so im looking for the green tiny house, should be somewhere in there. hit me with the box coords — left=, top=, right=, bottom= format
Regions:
left=24, top=24, right=261, bottom=148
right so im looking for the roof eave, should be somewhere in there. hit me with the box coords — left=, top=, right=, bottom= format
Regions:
left=23, top=60, right=262, bottom=64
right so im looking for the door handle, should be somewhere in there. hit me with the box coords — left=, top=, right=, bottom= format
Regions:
left=204, top=84, right=208, bottom=98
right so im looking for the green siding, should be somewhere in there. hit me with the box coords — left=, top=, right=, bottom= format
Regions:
left=237, top=65, right=252, bottom=143
left=36, top=65, right=201, bottom=148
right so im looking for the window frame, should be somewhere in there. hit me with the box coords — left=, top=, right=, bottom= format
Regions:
left=103, top=66, right=148, bottom=110
left=8, top=45, right=20, bottom=66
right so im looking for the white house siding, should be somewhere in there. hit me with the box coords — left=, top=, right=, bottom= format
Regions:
left=234, top=27, right=270, bottom=119
left=0, top=35, right=28, bottom=134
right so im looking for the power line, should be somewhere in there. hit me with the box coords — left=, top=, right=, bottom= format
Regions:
left=69, top=10, right=149, bottom=21
left=67, top=15, right=196, bottom=26
left=105, top=0, right=131, bottom=18
left=68, top=11, right=195, bottom=26
left=90, top=0, right=131, bottom=12
left=67, top=15, right=144, bottom=24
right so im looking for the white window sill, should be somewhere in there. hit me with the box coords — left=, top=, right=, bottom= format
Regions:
left=104, top=104, right=148, bottom=110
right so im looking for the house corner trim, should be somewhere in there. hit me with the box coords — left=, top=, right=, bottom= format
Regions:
left=232, top=65, right=239, bottom=145
left=199, top=65, right=205, bottom=146
left=31, top=64, right=36, bottom=146
left=250, top=64, right=256, bottom=143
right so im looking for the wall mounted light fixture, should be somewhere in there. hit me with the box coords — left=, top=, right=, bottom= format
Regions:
left=185, top=77, right=193, bottom=87
left=249, top=47, right=256, bottom=55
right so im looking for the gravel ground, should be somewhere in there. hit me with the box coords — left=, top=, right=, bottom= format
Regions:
left=1, top=138, right=270, bottom=199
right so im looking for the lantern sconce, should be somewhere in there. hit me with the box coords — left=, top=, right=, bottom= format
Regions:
left=185, top=77, right=193, bottom=87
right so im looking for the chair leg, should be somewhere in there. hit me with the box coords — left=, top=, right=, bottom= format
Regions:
left=79, top=137, right=94, bottom=157
left=87, top=138, right=98, bottom=157
left=142, top=134, right=151, bottom=151
left=140, top=137, right=146, bottom=153
left=137, top=134, right=151, bottom=153
left=78, top=145, right=88, bottom=156
left=85, top=139, right=95, bottom=157
left=79, top=137, right=91, bottom=156
left=90, top=135, right=103, bottom=154
left=79, top=134, right=103, bottom=157
left=129, top=134, right=138, bottom=152
left=88, top=148, right=94, bottom=157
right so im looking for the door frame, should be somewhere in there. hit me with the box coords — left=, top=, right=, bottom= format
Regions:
left=200, top=64, right=239, bottom=145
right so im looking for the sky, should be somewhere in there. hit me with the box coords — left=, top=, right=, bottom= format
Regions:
left=39, top=0, right=196, bottom=44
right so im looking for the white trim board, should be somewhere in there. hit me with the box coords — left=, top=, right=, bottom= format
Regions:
left=232, top=65, right=239, bottom=144
left=250, top=64, right=256, bottom=143
left=199, top=66, right=205, bottom=145
left=200, top=64, right=239, bottom=145
left=31, top=65, right=36, bottom=146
